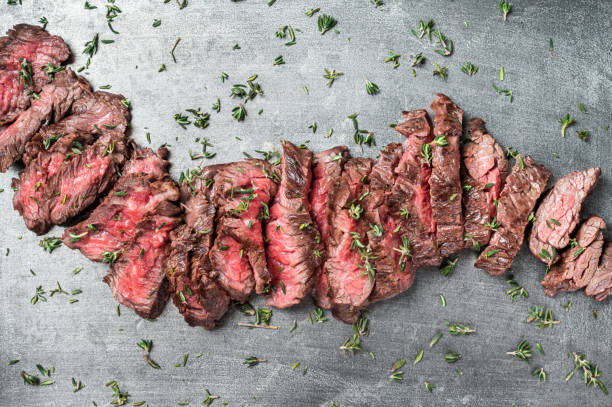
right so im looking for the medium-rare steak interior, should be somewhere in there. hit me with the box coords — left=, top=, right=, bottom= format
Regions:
left=529, top=167, right=601, bottom=265
left=210, top=160, right=279, bottom=302
left=542, top=216, right=606, bottom=296
left=391, top=109, right=441, bottom=269
left=585, top=244, right=612, bottom=301
left=12, top=132, right=94, bottom=234
left=325, top=157, right=374, bottom=324
left=104, top=201, right=182, bottom=319
left=0, top=24, right=70, bottom=125
left=309, top=146, right=350, bottom=309
left=0, top=68, right=89, bottom=172
left=264, top=141, right=323, bottom=308
left=475, top=155, right=550, bottom=275
left=429, top=93, right=464, bottom=258
left=461, top=118, right=508, bottom=249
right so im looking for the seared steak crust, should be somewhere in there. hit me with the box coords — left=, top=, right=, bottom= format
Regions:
left=429, top=94, right=464, bottom=257
left=309, top=146, right=350, bottom=309
left=475, top=155, right=550, bottom=275
left=265, top=141, right=322, bottom=308
left=392, top=109, right=441, bottom=269
left=585, top=244, right=612, bottom=301
left=542, top=216, right=606, bottom=296
left=462, top=118, right=509, bottom=249
left=529, top=167, right=601, bottom=264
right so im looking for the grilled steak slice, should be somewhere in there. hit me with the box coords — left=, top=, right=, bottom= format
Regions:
left=365, top=143, right=415, bottom=302
left=475, top=155, right=550, bottom=275
left=62, top=174, right=179, bottom=261
left=264, top=141, right=322, bottom=308
left=585, top=244, right=612, bottom=301
left=309, top=146, right=350, bottom=309
left=0, top=69, right=89, bottom=172
left=392, top=109, right=441, bottom=268
left=326, top=158, right=374, bottom=324
left=12, top=132, right=94, bottom=234
left=462, top=118, right=509, bottom=249
left=429, top=94, right=464, bottom=257
left=210, top=160, right=279, bottom=302
left=542, top=216, right=606, bottom=296
left=104, top=202, right=182, bottom=319
left=529, top=168, right=601, bottom=264
left=123, top=146, right=169, bottom=178
left=41, top=132, right=128, bottom=227
left=0, top=24, right=70, bottom=124
left=166, top=225, right=230, bottom=329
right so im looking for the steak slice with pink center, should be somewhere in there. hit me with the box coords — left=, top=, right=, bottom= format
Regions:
left=585, top=243, right=612, bottom=301
left=308, top=146, right=350, bottom=309
left=529, top=167, right=601, bottom=265
left=265, top=141, right=323, bottom=308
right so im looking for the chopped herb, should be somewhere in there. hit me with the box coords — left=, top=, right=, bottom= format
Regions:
left=447, top=321, right=475, bottom=336
left=137, top=339, right=160, bottom=369
left=432, top=63, right=448, bottom=80
left=273, top=55, right=285, bottom=65
left=506, top=275, right=528, bottom=302
left=439, top=294, right=446, bottom=307
left=559, top=114, right=575, bottom=137
left=430, top=333, right=442, bottom=347
left=323, top=68, right=343, bottom=86
left=30, top=285, right=47, bottom=305
left=389, top=370, right=403, bottom=383
left=170, top=37, right=181, bottom=63
left=507, top=340, right=532, bottom=362
left=433, top=29, right=453, bottom=56
left=484, top=249, right=500, bottom=259
left=576, top=130, right=589, bottom=141
left=532, top=367, right=547, bottom=382
left=411, top=19, right=434, bottom=40
left=39, top=236, right=62, bottom=253
left=445, top=350, right=461, bottom=363
left=385, top=51, right=400, bottom=69
left=152, top=19, right=161, bottom=28
left=243, top=357, right=267, bottom=368
left=232, top=104, right=247, bottom=121
left=527, top=305, right=560, bottom=329
left=410, top=52, right=425, bottom=67
left=492, top=83, right=513, bottom=102
left=461, top=61, right=478, bottom=76
left=317, top=14, right=337, bottom=35
left=579, top=103, right=588, bottom=114
left=499, top=0, right=512, bottom=21
left=440, top=258, right=458, bottom=277
left=305, top=8, right=320, bottom=17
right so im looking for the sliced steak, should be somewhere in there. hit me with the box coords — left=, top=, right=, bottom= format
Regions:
left=429, top=94, right=464, bottom=257
left=542, top=216, right=606, bottom=296
left=585, top=243, right=612, bottom=301
left=326, top=158, right=374, bottom=324
left=264, top=141, right=322, bottom=308
left=0, top=68, right=90, bottom=172
left=364, top=143, right=415, bottom=302
left=391, top=109, right=441, bottom=268
left=309, top=146, right=350, bottom=309
left=0, top=24, right=70, bottom=124
left=41, top=132, right=128, bottom=228
left=12, top=132, right=94, bottom=234
left=210, top=160, right=279, bottom=302
left=475, top=155, right=550, bottom=275
left=462, top=118, right=509, bottom=249
left=103, top=202, right=182, bottom=319
left=123, top=146, right=169, bottom=178
left=529, top=167, right=601, bottom=264
left=62, top=174, right=179, bottom=261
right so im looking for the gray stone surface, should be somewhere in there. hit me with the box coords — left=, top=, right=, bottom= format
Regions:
left=1, top=0, right=611, bottom=406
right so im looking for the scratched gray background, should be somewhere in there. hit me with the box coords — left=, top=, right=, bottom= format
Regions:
left=1, top=1, right=611, bottom=406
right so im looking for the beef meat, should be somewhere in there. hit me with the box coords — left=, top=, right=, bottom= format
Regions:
left=462, top=118, right=509, bottom=249
left=0, top=69, right=89, bottom=172
left=429, top=94, right=464, bottom=257
left=364, top=143, right=415, bottom=303
left=123, top=146, right=169, bottom=179
left=475, top=155, right=550, bottom=275
left=210, top=160, right=279, bottom=302
left=103, top=202, right=182, bottom=319
left=264, top=141, right=323, bottom=308
left=41, top=132, right=128, bottom=228
left=63, top=174, right=179, bottom=261
left=325, top=158, right=374, bottom=324
left=585, top=243, right=612, bottom=301
left=542, top=216, right=606, bottom=296
left=309, top=146, right=350, bottom=309
left=529, top=167, right=601, bottom=264
left=392, top=109, right=441, bottom=269
left=12, top=132, right=94, bottom=234
left=0, top=24, right=70, bottom=125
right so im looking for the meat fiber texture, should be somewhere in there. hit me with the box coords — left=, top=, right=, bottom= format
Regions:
left=0, top=68, right=89, bottom=172
left=392, top=109, right=441, bottom=269
left=529, top=167, right=601, bottom=265
left=0, top=24, right=70, bottom=125
left=475, top=155, right=551, bottom=275
left=309, top=146, right=350, bottom=309
left=365, top=143, right=415, bottom=303
left=104, top=201, right=182, bottom=319
left=164, top=164, right=230, bottom=329
left=210, top=160, right=279, bottom=303
left=586, top=244, right=612, bottom=301
left=264, top=141, right=323, bottom=308
left=63, top=149, right=178, bottom=261
left=461, top=118, right=509, bottom=250
left=542, top=216, right=606, bottom=296
left=12, top=132, right=94, bottom=234
left=325, top=158, right=374, bottom=324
